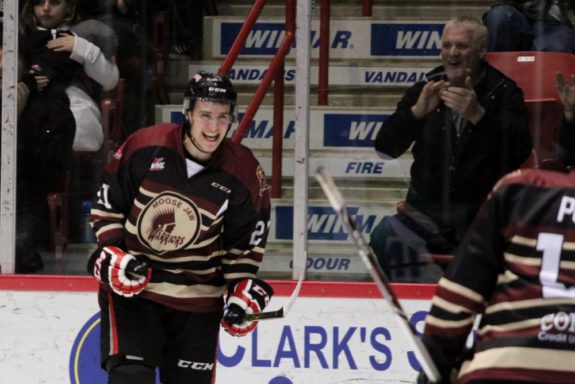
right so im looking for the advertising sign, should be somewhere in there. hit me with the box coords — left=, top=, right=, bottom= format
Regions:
left=210, top=19, right=445, bottom=59
left=188, top=63, right=431, bottom=87
left=0, top=277, right=436, bottom=384
left=155, top=105, right=396, bottom=151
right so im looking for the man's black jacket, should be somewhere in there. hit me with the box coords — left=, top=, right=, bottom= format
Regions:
left=375, top=62, right=533, bottom=231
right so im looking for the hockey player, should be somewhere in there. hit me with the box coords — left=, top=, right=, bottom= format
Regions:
left=417, top=74, right=575, bottom=383
left=88, top=71, right=273, bottom=383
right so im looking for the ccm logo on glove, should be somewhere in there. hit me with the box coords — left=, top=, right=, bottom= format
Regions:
left=93, top=246, right=151, bottom=298
left=221, top=278, right=274, bottom=337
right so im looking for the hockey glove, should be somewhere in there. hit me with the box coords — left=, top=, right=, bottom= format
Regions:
left=221, top=278, right=274, bottom=337
left=93, top=246, right=151, bottom=298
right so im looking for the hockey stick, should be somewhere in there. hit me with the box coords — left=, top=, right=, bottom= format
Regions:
left=131, top=258, right=304, bottom=322
left=128, top=260, right=149, bottom=277
left=315, top=167, right=441, bottom=383
left=244, top=268, right=305, bottom=321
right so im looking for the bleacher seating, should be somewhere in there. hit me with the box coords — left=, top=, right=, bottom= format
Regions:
left=485, top=51, right=575, bottom=101
left=35, top=1, right=573, bottom=280
left=485, top=51, right=575, bottom=169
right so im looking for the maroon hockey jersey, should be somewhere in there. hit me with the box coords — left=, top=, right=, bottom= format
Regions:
left=90, top=123, right=271, bottom=312
left=422, top=168, right=575, bottom=383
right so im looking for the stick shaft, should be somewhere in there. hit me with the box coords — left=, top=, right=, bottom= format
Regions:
left=315, top=168, right=441, bottom=382
left=246, top=308, right=283, bottom=321
left=245, top=269, right=305, bottom=321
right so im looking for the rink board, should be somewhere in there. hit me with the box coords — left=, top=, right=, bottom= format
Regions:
left=0, top=276, right=436, bottom=384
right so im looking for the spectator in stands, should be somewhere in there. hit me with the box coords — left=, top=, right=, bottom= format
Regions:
left=483, top=0, right=575, bottom=53
left=0, top=43, right=50, bottom=117
left=77, top=0, right=168, bottom=137
left=369, top=16, right=532, bottom=282
left=0, top=31, right=49, bottom=163
left=171, top=0, right=213, bottom=59
left=20, top=0, right=119, bottom=151
left=0, top=45, right=50, bottom=273
left=416, top=74, right=575, bottom=384
left=16, top=0, right=119, bottom=273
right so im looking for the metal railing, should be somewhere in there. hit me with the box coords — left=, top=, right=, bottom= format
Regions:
left=218, top=0, right=373, bottom=197
left=318, top=0, right=373, bottom=105
left=217, top=0, right=295, bottom=198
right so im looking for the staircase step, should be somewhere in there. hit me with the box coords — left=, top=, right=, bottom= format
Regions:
left=202, top=17, right=451, bottom=62
left=217, top=3, right=485, bottom=19
left=279, top=178, right=408, bottom=200
left=186, top=60, right=434, bottom=85
left=165, top=58, right=431, bottom=108
left=155, top=103, right=413, bottom=179
left=156, top=104, right=395, bottom=151
left=268, top=198, right=397, bottom=244
left=260, top=242, right=371, bottom=281
left=257, top=150, right=412, bottom=179
left=167, top=90, right=404, bottom=108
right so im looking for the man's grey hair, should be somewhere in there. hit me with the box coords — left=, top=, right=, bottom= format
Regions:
left=443, top=16, right=488, bottom=50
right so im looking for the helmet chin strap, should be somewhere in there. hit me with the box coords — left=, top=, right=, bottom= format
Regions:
left=185, top=123, right=211, bottom=155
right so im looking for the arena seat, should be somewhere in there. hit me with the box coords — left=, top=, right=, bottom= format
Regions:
left=524, top=99, right=564, bottom=169
left=485, top=51, right=575, bottom=169
left=485, top=51, right=575, bottom=100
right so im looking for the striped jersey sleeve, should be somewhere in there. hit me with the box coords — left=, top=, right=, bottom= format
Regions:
left=422, top=169, right=575, bottom=383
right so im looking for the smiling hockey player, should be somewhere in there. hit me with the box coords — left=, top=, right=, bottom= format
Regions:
left=88, top=71, right=273, bottom=383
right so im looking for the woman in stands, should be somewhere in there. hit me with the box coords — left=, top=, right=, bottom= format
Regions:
left=16, top=0, right=119, bottom=272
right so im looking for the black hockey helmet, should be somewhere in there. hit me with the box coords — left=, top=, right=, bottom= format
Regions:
left=182, top=71, right=237, bottom=114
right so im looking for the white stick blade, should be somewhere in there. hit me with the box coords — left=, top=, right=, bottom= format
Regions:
left=282, top=269, right=305, bottom=316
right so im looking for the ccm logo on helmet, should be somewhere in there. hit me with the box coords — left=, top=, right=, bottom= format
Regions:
left=208, top=86, right=227, bottom=94
left=177, top=360, right=215, bottom=371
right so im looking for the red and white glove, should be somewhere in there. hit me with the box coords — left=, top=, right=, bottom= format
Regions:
left=93, top=246, right=151, bottom=298
left=221, top=278, right=274, bottom=337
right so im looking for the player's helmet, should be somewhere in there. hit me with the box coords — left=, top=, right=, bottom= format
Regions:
left=182, top=71, right=237, bottom=114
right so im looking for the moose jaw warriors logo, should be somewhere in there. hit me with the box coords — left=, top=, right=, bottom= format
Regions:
left=137, top=192, right=201, bottom=253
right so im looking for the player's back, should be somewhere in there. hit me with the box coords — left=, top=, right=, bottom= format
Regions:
left=495, top=168, right=575, bottom=292
left=458, top=168, right=575, bottom=383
